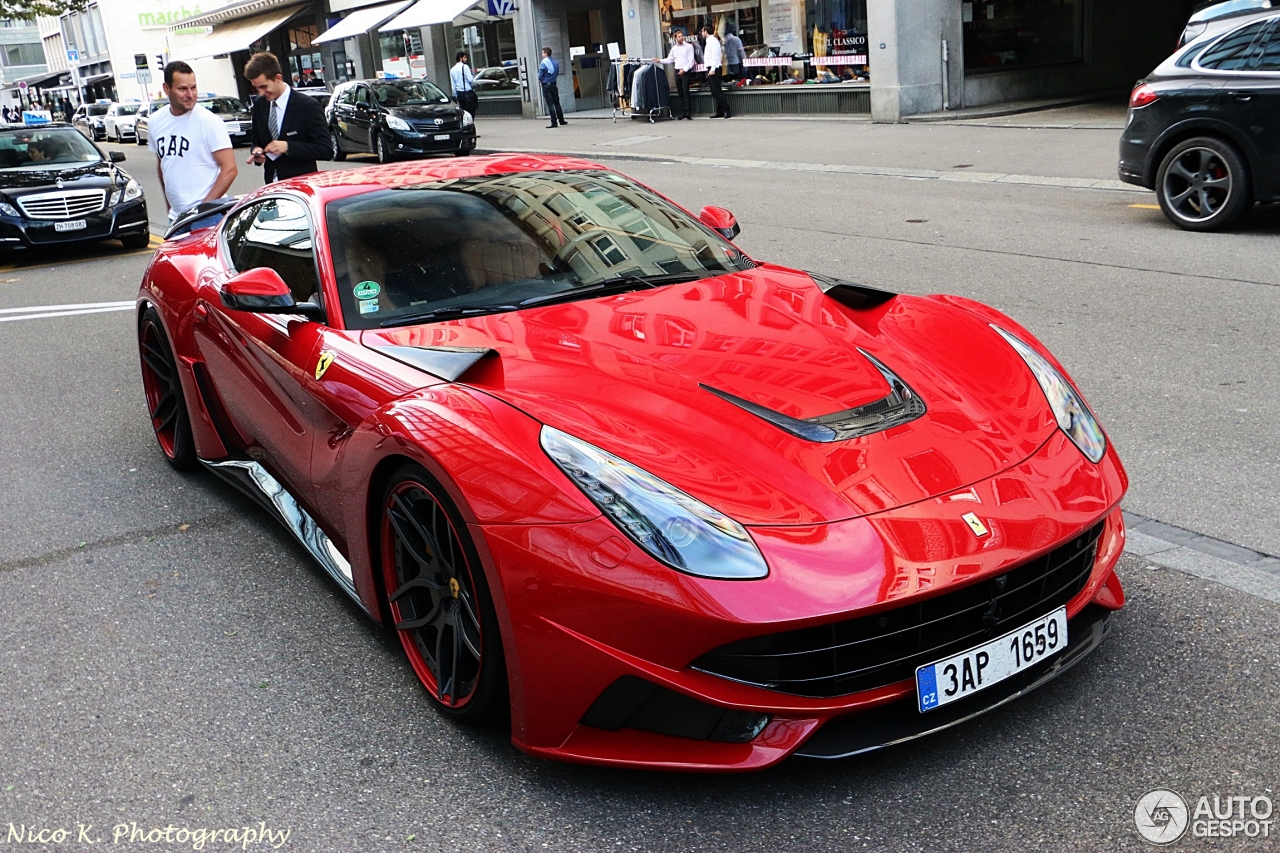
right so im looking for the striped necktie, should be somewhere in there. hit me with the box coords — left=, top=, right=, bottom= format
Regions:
left=268, top=101, right=279, bottom=139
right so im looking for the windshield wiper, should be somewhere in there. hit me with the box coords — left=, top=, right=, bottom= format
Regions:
left=517, top=272, right=705, bottom=308
left=379, top=303, right=518, bottom=328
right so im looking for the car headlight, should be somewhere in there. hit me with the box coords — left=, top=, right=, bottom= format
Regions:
left=0, top=200, right=18, bottom=217
left=112, top=178, right=141, bottom=206
left=993, top=325, right=1106, bottom=463
left=541, top=426, right=769, bottom=580
left=385, top=114, right=412, bottom=132
left=462, top=110, right=474, bottom=128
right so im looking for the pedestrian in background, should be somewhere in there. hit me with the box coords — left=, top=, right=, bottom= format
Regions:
left=539, top=47, right=567, bottom=128
left=451, top=51, right=479, bottom=119
left=724, top=28, right=745, bottom=82
left=243, top=51, right=330, bottom=183
left=701, top=25, right=730, bottom=118
left=659, top=29, right=696, bottom=119
left=148, top=61, right=238, bottom=223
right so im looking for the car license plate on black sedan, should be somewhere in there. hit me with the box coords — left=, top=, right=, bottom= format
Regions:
left=54, top=219, right=87, bottom=232
left=434, top=133, right=451, bottom=141
left=915, top=607, right=1067, bottom=713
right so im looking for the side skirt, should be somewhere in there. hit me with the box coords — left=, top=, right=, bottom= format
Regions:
left=201, top=458, right=370, bottom=615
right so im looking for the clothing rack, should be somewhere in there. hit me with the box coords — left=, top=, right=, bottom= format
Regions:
left=608, top=59, right=671, bottom=123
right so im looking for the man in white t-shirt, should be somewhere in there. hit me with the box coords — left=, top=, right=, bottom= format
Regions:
left=148, top=61, right=238, bottom=223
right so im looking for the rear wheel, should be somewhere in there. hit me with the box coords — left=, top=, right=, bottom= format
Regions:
left=138, top=306, right=197, bottom=470
left=1156, top=136, right=1251, bottom=232
left=380, top=465, right=508, bottom=724
left=330, top=129, right=346, bottom=161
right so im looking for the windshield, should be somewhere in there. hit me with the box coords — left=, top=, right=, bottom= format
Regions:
left=115, top=104, right=141, bottom=116
left=199, top=98, right=247, bottom=115
left=326, top=170, right=756, bottom=329
left=372, top=80, right=450, bottom=106
left=87, top=105, right=109, bottom=116
left=0, top=128, right=102, bottom=169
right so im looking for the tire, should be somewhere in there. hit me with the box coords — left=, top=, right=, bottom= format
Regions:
left=453, top=147, right=472, bottom=157
left=375, top=132, right=393, bottom=164
left=136, top=130, right=146, bottom=147
left=380, top=464, right=508, bottom=724
left=1155, top=136, right=1252, bottom=232
left=330, top=129, right=346, bottom=161
left=138, top=306, right=197, bottom=471
left=121, top=231, right=150, bottom=250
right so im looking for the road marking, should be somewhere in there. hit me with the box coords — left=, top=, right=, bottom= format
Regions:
left=0, top=300, right=134, bottom=323
left=0, top=235, right=162, bottom=272
left=1128, top=203, right=1161, bottom=210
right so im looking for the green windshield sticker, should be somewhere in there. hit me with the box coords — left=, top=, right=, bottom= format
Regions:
left=354, top=281, right=381, bottom=300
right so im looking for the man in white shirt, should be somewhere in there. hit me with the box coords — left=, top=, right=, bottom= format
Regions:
left=450, top=51, right=479, bottom=120
left=658, top=29, right=696, bottom=119
left=148, top=61, right=237, bottom=223
left=701, top=25, right=730, bottom=118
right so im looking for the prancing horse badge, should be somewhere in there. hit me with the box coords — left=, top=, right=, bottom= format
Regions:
left=315, top=351, right=335, bottom=380
left=962, top=512, right=989, bottom=537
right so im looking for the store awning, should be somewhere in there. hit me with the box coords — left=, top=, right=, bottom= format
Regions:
left=379, top=0, right=491, bottom=31
left=11, top=70, right=63, bottom=89
left=81, top=73, right=114, bottom=86
left=180, top=5, right=305, bottom=60
left=314, top=1, right=412, bottom=43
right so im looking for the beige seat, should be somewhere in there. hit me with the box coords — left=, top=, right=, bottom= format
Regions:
left=457, top=237, right=545, bottom=293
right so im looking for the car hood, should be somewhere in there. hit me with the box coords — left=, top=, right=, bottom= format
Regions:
left=0, top=162, right=122, bottom=194
left=387, top=103, right=461, bottom=121
left=361, top=265, right=1061, bottom=525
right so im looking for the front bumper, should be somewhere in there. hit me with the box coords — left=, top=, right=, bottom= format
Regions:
left=0, top=197, right=149, bottom=248
left=386, top=125, right=477, bottom=155
left=482, top=430, right=1128, bottom=771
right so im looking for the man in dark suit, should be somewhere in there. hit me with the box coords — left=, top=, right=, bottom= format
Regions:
left=243, top=52, right=330, bottom=183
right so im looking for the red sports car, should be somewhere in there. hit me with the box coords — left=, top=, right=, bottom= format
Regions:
left=136, top=155, right=1127, bottom=772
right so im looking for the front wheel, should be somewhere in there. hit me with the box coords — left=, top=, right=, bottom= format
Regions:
left=1156, top=136, right=1252, bottom=232
left=138, top=306, right=197, bottom=470
left=380, top=465, right=508, bottom=724
left=121, top=231, right=150, bottom=250
left=330, top=129, right=347, bottom=161
left=375, top=132, right=393, bottom=164
left=136, top=130, right=146, bottom=147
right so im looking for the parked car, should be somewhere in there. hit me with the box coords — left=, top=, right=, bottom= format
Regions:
left=135, top=96, right=250, bottom=147
left=104, top=102, right=142, bottom=143
left=137, top=154, right=1127, bottom=771
left=72, top=103, right=109, bottom=141
left=1180, top=0, right=1273, bottom=46
left=474, top=66, right=519, bottom=92
left=0, top=124, right=148, bottom=250
left=328, top=78, right=476, bottom=163
left=1119, top=11, right=1280, bottom=230
left=294, top=86, right=331, bottom=111
left=133, top=99, right=171, bottom=146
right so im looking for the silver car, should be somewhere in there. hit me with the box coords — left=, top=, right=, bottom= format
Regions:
left=103, top=102, right=141, bottom=143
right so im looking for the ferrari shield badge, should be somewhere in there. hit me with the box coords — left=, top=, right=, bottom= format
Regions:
left=962, top=512, right=990, bottom=538
left=315, top=351, right=335, bottom=381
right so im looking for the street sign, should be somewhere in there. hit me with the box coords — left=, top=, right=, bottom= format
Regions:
left=66, top=49, right=79, bottom=62
left=136, top=68, right=152, bottom=84
left=17, top=80, right=26, bottom=90
left=487, top=0, right=516, bottom=15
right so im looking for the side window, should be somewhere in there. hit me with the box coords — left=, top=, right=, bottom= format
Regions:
left=1252, top=21, right=1280, bottom=70
left=339, top=86, right=354, bottom=106
left=223, top=198, right=321, bottom=306
left=1199, top=20, right=1271, bottom=70
left=355, top=86, right=370, bottom=106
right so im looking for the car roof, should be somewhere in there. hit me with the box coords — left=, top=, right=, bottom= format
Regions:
left=1164, top=8, right=1280, bottom=69
left=1190, top=0, right=1272, bottom=23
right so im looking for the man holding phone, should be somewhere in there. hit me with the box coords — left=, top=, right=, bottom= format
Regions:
left=243, top=52, right=330, bottom=183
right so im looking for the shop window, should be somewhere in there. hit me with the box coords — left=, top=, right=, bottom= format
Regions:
left=447, top=19, right=518, bottom=91
left=963, top=0, right=1083, bottom=71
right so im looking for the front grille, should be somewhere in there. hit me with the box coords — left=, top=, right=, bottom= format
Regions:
left=412, top=120, right=460, bottom=133
left=18, top=189, right=106, bottom=220
left=692, top=521, right=1105, bottom=697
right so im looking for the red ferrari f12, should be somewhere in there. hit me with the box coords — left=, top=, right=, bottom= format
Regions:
left=137, top=155, right=1127, bottom=771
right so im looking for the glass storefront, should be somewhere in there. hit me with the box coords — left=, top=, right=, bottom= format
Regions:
left=379, top=28, right=426, bottom=78
left=447, top=20, right=518, bottom=98
left=962, top=0, right=1082, bottom=70
left=287, top=23, right=326, bottom=86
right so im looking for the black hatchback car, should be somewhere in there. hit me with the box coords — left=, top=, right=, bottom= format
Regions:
left=1119, top=10, right=1280, bottom=230
left=328, top=78, right=476, bottom=163
left=0, top=123, right=149, bottom=251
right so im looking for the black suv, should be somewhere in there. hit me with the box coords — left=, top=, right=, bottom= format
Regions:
left=1119, top=11, right=1280, bottom=230
left=328, top=78, right=477, bottom=164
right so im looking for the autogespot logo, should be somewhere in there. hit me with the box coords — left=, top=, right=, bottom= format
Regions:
left=1135, top=789, right=1190, bottom=845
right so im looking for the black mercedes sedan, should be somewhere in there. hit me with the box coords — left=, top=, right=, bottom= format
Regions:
left=0, top=124, right=149, bottom=251
left=1119, top=10, right=1280, bottom=231
left=327, top=78, right=477, bottom=164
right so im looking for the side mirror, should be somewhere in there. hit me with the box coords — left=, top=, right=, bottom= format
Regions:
left=699, top=205, right=740, bottom=240
left=108, top=151, right=125, bottom=163
left=220, top=268, right=324, bottom=322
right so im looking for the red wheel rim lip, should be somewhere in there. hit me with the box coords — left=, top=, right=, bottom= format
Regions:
left=139, top=319, right=177, bottom=458
left=381, top=480, right=483, bottom=709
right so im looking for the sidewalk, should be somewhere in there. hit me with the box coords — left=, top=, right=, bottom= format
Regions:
left=472, top=99, right=1141, bottom=193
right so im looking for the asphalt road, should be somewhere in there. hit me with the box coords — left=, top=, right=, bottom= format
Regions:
left=0, top=124, right=1276, bottom=852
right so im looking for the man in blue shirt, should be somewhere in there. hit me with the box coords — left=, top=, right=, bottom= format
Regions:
left=538, top=47, right=567, bottom=128
left=450, top=51, right=479, bottom=120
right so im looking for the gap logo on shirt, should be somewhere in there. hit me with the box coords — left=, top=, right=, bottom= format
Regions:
left=154, top=135, right=192, bottom=159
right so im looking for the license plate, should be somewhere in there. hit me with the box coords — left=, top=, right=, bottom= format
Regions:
left=916, top=606, right=1068, bottom=713
left=434, top=133, right=451, bottom=141
left=54, top=219, right=87, bottom=232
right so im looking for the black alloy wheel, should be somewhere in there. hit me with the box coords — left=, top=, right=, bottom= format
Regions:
left=138, top=306, right=197, bottom=470
left=1156, top=137, right=1251, bottom=232
left=330, top=129, right=346, bottom=161
left=380, top=465, right=507, bottom=723
left=375, top=132, right=393, bottom=165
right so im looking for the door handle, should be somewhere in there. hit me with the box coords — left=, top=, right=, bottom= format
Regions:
left=1228, top=91, right=1253, bottom=102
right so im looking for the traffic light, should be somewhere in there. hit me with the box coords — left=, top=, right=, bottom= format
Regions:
left=155, top=53, right=165, bottom=73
